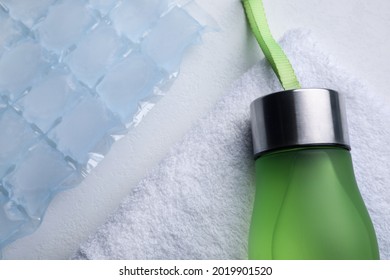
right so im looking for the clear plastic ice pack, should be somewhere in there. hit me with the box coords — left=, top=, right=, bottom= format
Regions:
left=0, top=0, right=210, bottom=253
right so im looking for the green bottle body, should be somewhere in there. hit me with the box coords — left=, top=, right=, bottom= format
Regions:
left=249, top=147, right=379, bottom=260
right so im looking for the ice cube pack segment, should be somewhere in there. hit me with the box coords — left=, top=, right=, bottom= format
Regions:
left=3, top=141, right=77, bottom=219
left=97, top=52, right=164, bottom=122
left=0, top=0, right=207, bottom=254
left=0, top=9, right=26, bottom=52
left=88, top=0, right=117, bottom=16
left=0, top=109, right=39, bottom=179
left=14, top=68, right=84, bottom=133
left=110, top=0, right=169, bottom=42
left=65, top=22, right=126, bottom=88
left=36, top=0, right=98, bottom=53
left=141, top=6, right=202, bottom=73
left=0, top=97, right=6, bottom=113
left=0, top=195, right=31, bottom=247
left=0, top=0, right=56, bottom=28
left=47, top=95, right=123, bottom=165
left=0, top=40, right=51, bottom=101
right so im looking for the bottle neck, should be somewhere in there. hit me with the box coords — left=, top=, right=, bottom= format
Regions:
left=255, top=145, right=350, bottom=160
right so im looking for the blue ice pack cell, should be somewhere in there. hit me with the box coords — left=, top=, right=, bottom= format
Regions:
left=142, top=6, right=203, bottom=73
left=0, top=98, right=6, bottom=113
left=0, top=109, right=38, bottom=178
left=36, top=0, right=97, bottom=52
left=3, top=141, right=76, bottom=218
left=0, top=196, right=31, bottom=247
left=0, top=0, right=209, bottom=255
left=110, top=0, right=169, bottom=42
left=88, top=0, right=117, bottom=15
left=97, top=52, right=163, bottom=122
left=14, top=68, right=85, bottom=133
left=0, top=0, right=56, bottom=28
left=0, top=9, right=26, bottom=53
left=47, top=95, right=122, bottom=165
left=0, top=40, right=50, bottom=100
left=66, top=22, right=126, bottom=88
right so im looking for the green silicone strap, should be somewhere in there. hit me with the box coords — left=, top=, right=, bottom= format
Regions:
left=242, top=0, right=300, bottom=90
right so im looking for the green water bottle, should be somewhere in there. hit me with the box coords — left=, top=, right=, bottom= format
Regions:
left=249, top=88, right=379, bottom=259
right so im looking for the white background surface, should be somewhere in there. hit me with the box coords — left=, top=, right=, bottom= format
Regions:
left=3, top=0, right=390, bottom=259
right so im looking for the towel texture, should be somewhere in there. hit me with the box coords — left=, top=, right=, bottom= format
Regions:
left=75, top=30, right=390, bottom=259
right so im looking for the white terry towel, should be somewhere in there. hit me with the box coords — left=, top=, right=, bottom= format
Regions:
left=75, top=30, right=390, bottom=259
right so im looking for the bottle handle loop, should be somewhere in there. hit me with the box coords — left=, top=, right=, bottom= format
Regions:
left=242, top=0, right=301, bottom=90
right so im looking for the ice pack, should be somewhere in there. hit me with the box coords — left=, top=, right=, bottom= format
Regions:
left=0, top=0, right=210, bottom=254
